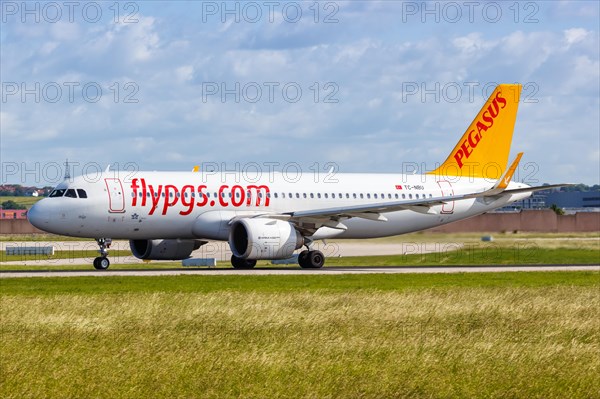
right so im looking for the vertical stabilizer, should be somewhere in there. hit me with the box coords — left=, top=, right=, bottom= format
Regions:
left=428, top=84, right=522, bottom=179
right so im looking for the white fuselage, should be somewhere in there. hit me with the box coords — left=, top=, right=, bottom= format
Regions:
left=27, top=171, right=531, bottom=240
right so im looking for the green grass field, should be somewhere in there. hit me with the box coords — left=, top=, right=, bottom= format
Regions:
left=0, top=196, right=43, bottom=209
left=1, top=272, right=598, bottom=398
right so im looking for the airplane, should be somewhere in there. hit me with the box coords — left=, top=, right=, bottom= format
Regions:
left=27, top=84, right=567, bottom=270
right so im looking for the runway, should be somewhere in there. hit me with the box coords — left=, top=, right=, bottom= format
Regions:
left=1, top=264, right=598, bottom=278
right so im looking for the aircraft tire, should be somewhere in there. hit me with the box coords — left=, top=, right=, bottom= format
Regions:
left=298, top=250, right=310, bottom=268
left=231, top=255, right=256, bottom=269
left=93, top=257, right=110, bottom=270
left=308, top=250, right=325, bottom=268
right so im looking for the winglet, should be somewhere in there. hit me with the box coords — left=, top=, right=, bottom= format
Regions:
left=494, top=152, right=523, bottom=190
left=465, top=152, right=523, bottom=198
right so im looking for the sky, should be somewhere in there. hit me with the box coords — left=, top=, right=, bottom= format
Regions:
left=1, top=0, right=599, bottom=186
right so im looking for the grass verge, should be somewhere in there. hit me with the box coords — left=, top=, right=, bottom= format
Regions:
left=1, top=272, right=598, bottom=398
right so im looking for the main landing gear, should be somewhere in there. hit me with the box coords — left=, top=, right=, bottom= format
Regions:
left=231, top=255, right=257, bottom=269
left=93, top=238, right=112, bottom=270
left=298, top=249, right=325, bottom=269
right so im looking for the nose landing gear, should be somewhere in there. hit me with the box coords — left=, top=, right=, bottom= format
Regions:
left=93, top=238, right=112, bottom=270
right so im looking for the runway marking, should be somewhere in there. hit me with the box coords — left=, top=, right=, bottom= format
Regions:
left=1, top=265, right=598, bottom=278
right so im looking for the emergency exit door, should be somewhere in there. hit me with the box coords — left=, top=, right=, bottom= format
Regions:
left=437, top=180, right=455, bottom=214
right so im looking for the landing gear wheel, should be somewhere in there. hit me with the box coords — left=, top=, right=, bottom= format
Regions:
left=298, top=250, right=325, bottom=269
left=93, top=257, right=110, bottom=270
left=308, top=250, right=325, bottom=268
left=298, top=250, right=310, bottom=268
left=93, top=238, right=112, bottom=270
left=231, top=255, right=256, bottom=269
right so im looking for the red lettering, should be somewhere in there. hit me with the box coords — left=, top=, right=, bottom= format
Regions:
left=468, top=130, right=481, bottom=149
left=487, top=99, right=500, bottom=118
left=218, top=185, right=229, bottom=207
left=179, top=185, right=195, bottom=216
left=162, top=185, right=179, bottom=215
left=141, top=178, right=147, bottom=206
left=131, top=178, right=139, bottom=207
left=481, top=110, right=494, bottom=127
left=495, top=90, right=507, bottom=109
left=196, top=185, right=208, bottom=207
left=247, top=185, right=270, bottom=207
left=148, top=184, right=163, bottom=215
left=454, top=149, right=465, bottom=168
left=476, top=121, right=490, bottom=134
left=231, top=185, right=245, bottom=207
left=460, top=140, right=472, bottom=158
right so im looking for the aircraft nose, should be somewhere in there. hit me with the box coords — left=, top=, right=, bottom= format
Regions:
left=27, top=200, right=49, bottom=230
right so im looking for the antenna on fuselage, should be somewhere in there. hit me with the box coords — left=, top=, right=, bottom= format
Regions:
left=64, top=159, right=71, bottom=181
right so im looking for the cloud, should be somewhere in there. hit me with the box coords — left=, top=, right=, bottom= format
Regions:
left=1, top=2, right=598, bottom=185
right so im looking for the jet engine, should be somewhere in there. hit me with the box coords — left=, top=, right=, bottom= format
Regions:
left=130, top=239, right=203, bottom=260
left=229, top=218, right=304, bottom=260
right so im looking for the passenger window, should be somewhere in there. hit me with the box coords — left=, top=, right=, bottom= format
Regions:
left=360, top=194, right=364, bottom=199
left=303, top=193, right=307, bottom=198
left=395, top=193, right=399, bottom=199
left=374, top=194, right=378, bottom=199
left=161, top=193, right=165, bottom=198
left=346, top=193, right=350, bottom=199
left=310, top=193, right=314, bottom=199
left=324, top=193, right=328, bottom=199
left=288, top=193, right=292, bottom=198
left=388, top=194, right=392, bottom=199
left=409, top=194, right=413, bottom=199
left=429, top=194, right=433, bottom=198
left=402, top=194, right=406, bottom=199
left=296, top=193, right=300, bottom=199
left=169, top=192, right=174, bottom=198
left=353, top=193, right=357, bottom=199
left=77, top=189, right=88, bottom=198
left=317, top=193, right=321, bottom=199
left=274, top=193, right=278, bottom=199
left=367, top=194, right=371, bottom=199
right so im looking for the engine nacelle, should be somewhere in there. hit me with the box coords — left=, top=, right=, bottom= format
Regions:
left=229, top=219, right=304, bottom=260
left=130, top=239, right=203, bottom=260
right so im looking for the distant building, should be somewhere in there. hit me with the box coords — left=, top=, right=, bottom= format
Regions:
left=545, top=191, right=600, bottom=210
left=0, top=209, right=28, bottom=219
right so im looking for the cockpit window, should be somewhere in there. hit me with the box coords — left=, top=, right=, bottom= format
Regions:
left=77, top=189, right=88, bottom=198
left=49, top=189, right=66, bottom=198
left=64, top=189, right=77, bottom=198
